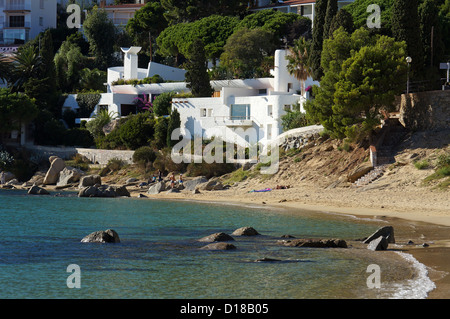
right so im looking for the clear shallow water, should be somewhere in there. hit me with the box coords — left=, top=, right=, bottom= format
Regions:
left=0, top=189, right=427, bottom=299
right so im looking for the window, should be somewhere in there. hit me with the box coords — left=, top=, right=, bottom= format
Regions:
left=39, top=17, right=43, bottom=26
left=284, top=105, right=292, bottom=112
left=258, top=89, right=267, bottom=95
left=200, top=108, right=207, bottom=117
left=40, top=0, right=44, bottom=9
left=230, top=104, right=250, bottom=120
left=208, top=109, right=213, bottom=117
left=267, top=105, right=273, bottom=117
left=0, top=0, right=4, bottom=8
left=9, top=16, right=25, bottom=28
left=287, top=83, right=293, bottom=92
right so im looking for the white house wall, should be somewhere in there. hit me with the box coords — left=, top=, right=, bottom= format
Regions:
left=172, top=92, right=301, bottom=146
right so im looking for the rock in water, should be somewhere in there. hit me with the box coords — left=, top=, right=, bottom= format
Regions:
left=81, top=229, right=120, bottom=243
left=27, top=185, right=50, bottom=195
left=78, top=175, right=101, bottom=188
left=198, top=232, right=234, bottom=242
left=363, top=226, right=395, bottom=244
left=367, top=236, right=388, bottom=251
left=279, top=238, right=347, bottom=248
left=232, top=227, right=260, bottom=236
left=43, top=157, right=66, bottom=185
left=200, top=243, right=237, bottom=250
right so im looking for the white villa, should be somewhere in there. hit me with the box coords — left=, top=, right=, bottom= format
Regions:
left=0, top=0, right=57, bottom=45
left=64, top=46, right=318, bottom=146
left=252, top=0, right=355, bottom=25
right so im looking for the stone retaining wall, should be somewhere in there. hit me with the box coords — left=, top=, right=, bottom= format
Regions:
left=24, top=145, right=134, bottom=165
left=399, top=90, right=450, bottom=131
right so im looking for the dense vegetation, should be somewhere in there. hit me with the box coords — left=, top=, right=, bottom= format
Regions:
left=1, top=0, right=449, bottom=180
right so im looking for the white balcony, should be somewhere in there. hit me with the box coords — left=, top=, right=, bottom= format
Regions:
left=4, top=3, right=31, bottom=11
left=214, top=116, right=254, bottom=127
left=4, top=21, right=30, bottom=28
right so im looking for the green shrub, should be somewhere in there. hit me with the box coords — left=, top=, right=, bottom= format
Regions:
left=0, top=148, right=14, bottom=170
left=76, top=92, right=101, bottom=118
left=186, top=161, right=235, bottom=179
left=133, top=146, right=157, bottom=165
left=98, top=112, right=155, bottom=150
left=436, top=153, right=450, bottom=168
left=100, top=158, right=126, bottom=176
left=63, top=128, right=94, bottom=147
left=117, top=113, right=155, bottom=150
left=414, top=160, right=430, bottom=170
left=153, top=92, right=176, bottom=116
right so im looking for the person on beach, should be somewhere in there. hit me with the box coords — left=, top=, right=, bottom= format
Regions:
left=179, top=174, right=183, bottom=186
left=148, top=175, right=156, bottom=184
left=170, top=174, right=176, bottom=188
left=158, top=170, right=163, bottom=182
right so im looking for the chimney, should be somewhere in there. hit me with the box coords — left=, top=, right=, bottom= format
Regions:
left=121, top=47, right=142, bottom=80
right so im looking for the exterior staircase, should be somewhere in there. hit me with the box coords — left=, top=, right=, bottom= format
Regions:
left=353, top=118, right=408, bottom=188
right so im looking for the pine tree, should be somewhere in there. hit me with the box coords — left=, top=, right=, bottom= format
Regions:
left=185, top=38, right=214, bottom=97
left=419, top=0, right=444, bottom=69
left=167, top=108, right=181, bottom=148
left=328, top=8, right=354, bottom=37
left=391, top=0, right=425, bottom=77
left=323, top=0, right=338, bottom=40
left=310, top=0, right=328, bottom=81
left=25, top=30, right=60, bottom=117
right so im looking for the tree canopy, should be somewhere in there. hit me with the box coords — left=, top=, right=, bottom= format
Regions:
left=304, top=27, right=407, bottom=141
left=220, top=27, right=276, bottom=79
left=0, top=88, right=39, bottom=134
left=83, top=6, right=116, bottom=70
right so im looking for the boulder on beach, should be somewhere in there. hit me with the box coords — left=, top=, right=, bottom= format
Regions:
left=0, top=171, right=15, bottom=184
left=278, top=238, right=347, bottom=248
left=363, top=226, right=395, bottom=244
left=43, top=157, right=66, bottom=185
left=200, top=242, right=237, bottom=250
left=26, top=170, right=46, bottom=186
left=81, top=229, right=120, bottom=243
left=147, top=181, right=165, bottom=194
left=183, top=176, right=208, bottom=191
left=57, top=167, right=84, bottom=187
left=367, top=236, right=388, bottom=251
left=199, top=178, right=224, bottom=191
left=198, top=232, right=234, bottom=243
left=232, top=227, right=260, bottom=236
left=27, top=185, right=50, bottom=195
left=79, top=175, right=102, bottom=188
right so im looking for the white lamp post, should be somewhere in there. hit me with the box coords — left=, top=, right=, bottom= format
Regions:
left=406, top=56, right=412, bottom=94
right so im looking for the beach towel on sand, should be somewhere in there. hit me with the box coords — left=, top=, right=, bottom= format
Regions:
left=249, top=188, right=272, bottom=193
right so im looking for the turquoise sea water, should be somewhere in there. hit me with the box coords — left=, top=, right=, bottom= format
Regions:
left=0, top=189, right=425, bottom=299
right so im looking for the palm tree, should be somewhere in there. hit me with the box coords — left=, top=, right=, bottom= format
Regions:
left=286, top=37, right=312, bottom=96
left=0, top=53, right=12, bottom=82
left=10, top=46, right=41, bottom=92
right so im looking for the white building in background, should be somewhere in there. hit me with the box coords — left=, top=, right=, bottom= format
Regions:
left=252, top=0, right=355, bottom=26
left=64, top=46, right=318, bottom=146
left=0, top=0, right=57, bottom=45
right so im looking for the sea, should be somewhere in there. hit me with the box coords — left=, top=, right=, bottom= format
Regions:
left=0, top=189, right=436, bottom=300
